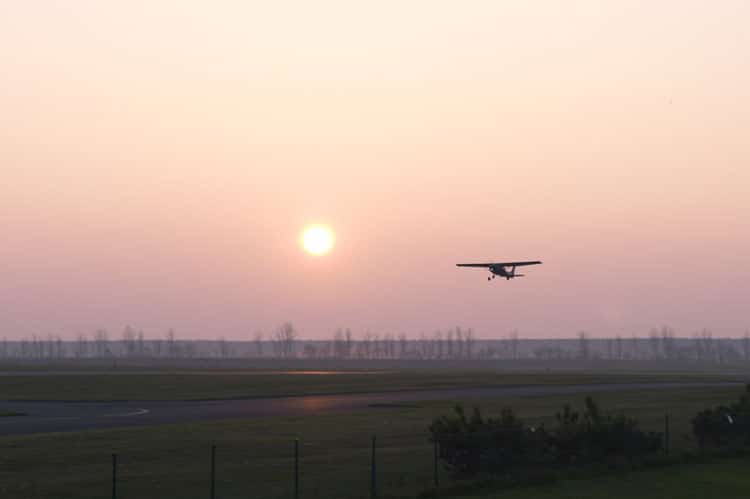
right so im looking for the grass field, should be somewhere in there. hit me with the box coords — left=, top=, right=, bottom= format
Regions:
left=0, top=411, right=25, bottom=417
left=0, top=383, right=745, bottom=499
left=0, top=370, right=742, bottom=401
left=450, top=457, right=750, bottom=499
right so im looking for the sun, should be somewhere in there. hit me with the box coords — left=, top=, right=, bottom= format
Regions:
left=302, top=225, right=335, bottom=256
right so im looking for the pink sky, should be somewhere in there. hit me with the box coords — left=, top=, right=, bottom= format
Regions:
left=1, top=1, right=749, bottom=339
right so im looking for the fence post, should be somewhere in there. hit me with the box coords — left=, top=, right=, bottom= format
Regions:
left=294, top=438, right=299, bottom=499
left=433, top=438, right=439, bottom=490
left=210, top=444, right=216, bottom=499
left=370, top=435, right=377, bottom=499
left=664, top=413, right=670, bottom=455
left=112, top=453, right=117, bottom=499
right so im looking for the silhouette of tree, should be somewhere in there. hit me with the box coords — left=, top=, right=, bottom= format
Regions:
left=272, top=322, right=297, bottom=358
left=508, top=330, right=520, bottom=360
left=166, top=329, right=177, bottom=358
left=577, top=331, right=590, bottom=360
left=94, top=329, right=110, bottom=357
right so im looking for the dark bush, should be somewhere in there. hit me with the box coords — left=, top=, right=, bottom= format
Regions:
left=692, top=384, right=750, bottom=448
left=430, top=397, right=662, bottom=477
left=429, top=405, right=553, bottom=476
left=551, top=397, right=662, bottom=464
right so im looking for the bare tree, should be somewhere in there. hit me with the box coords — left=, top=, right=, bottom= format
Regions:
left=647, top=329, right=661, bottom=360
left=465, top=328, right=475, bottom=359
left=253, top=331, right=264, bottom=357
left=272, top=322, right=297, bottom=358
left=333, top=329, right=346, bottom=359
left=508, top=330, right=520, bottom=360
left=398, top=333, right=408, bottom=359
left=122, top=325, right=137, bottom=358
left=434, top=330, right=444, bottom=359
left=166, top=329, right=177, bottom=358
left=94, top=329, right=110, bottom=357
left=217, top=337, right=229, bottom=358
left=372, top=333, right=381, bottom=358
left=72, top=334, right=87, bottom=358
left=385, top=333, right=396, bottom=358
left=660, top=326, right=676, bottom=360
left=455, top=327, right=465, bottom=359
left=699, top=329, right=714, bottom=361
left=629, top=334, right=639, bottom=360
left=32, top=335, right=41, bottom=359
left=137, top=331, right=145, bottom=356
left=615, top=335, right=623, bottom=360
left=153, top=337, right=163, bottom=358
left=362, top=331, right=374, bottom=359
left=345, top=328, right=353, bottom=358
left=577, top=331, right=590, bottom=360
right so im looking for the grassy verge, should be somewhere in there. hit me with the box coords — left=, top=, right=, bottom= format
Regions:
left=0, top=385, right=744, bottom=499
left=444, top=456, right=750, bottom=499
left=0, top=370, right=741, bottom=401
left=0, top=411, right=25, bottom=417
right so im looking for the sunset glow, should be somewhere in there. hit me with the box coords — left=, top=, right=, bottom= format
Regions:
left=302, top=225, right=335, bottom=256
left=0, top=2, right=748, bottom=339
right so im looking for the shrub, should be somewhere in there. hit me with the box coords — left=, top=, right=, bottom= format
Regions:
left=692, top=384, right=750, bottom=448
left=430, top=398, right=662, bottom=477
left=551, top=397, right=662, bottom=464
left=429, top=405, right=553, bottom=476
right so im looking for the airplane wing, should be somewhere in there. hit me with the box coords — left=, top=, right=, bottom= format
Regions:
left=456, top=261, right=542, bottom=267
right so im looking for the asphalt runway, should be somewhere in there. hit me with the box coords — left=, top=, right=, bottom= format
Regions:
left=0, top=382, right=738, bottom=436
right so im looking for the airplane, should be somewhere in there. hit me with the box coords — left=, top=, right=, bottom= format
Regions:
left=456, top=261, right=542, bottom=281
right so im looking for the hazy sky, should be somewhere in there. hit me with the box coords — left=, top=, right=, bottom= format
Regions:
left=2, top=1, right=749, bottom=340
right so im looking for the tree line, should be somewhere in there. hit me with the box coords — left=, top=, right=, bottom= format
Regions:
left=0, top=324, right=748, bottom=362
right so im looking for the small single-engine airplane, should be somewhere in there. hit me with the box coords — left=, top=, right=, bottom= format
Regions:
left=456, top=260, right=542, bottom=281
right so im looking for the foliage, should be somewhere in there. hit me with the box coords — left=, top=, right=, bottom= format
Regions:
left=692, top=384, right=750, bottom=448
left=430, top=397, right=662, bottom=477
left=0, top=411, right=26, bottom=418
left=430, top=405, right=552, bottom=476
left=551, top=397, right=662, bottom=464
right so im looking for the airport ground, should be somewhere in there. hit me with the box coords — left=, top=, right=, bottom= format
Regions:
left=0, top=369, right=741, bottom=402
left=453, top=457, right=750, bottom=499
left=1, top=365, right=749, bottom=498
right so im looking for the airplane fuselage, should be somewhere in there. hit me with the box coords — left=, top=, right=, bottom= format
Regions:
left=456, top=260, right=541, bottom=281
left=490, top=265, right=517, bottom=280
